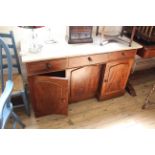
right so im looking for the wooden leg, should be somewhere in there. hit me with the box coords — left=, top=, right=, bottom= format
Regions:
left=120, top=26, right=125, bottom=36
left=126, top=80, right=137, bottom=96
left=96, top=26, right=99, bottom=36
left=22, top=91, right=31, bottom=116
left=142, top=84, right=155, bottom=109
left=126, top=59, right=137, bottom=96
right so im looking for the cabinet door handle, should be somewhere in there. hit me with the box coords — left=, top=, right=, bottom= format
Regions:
left=88, top=56, right=92, bottom=62
left=46, top=63, right=52, bottom=69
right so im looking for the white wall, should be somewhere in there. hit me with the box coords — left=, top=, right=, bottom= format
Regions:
left=0, top=26, right=22, bottom=49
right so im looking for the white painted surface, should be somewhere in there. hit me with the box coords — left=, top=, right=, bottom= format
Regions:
left=20, top=36, right=142, bottom=63
left=0, top=26, right=155, bottom=71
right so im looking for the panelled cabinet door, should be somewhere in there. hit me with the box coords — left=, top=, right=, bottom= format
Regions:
left=68, top=65, right=101, bottom=102
left=98, top=59, right=133, bottom=100
left=28, top=76, right=68, bottom=117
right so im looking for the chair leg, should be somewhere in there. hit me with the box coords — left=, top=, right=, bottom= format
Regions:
left=13, top=121, right=17, bottom=129
left=11, top=111, right=25, bottom=129
left=21, top=91, right=30, bottom=116
left=142, top=84, right=155, bottom=109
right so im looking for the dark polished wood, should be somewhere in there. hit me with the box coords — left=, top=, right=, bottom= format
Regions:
left=108, top=50, right=136, bottom=61
left=28, top=76, right=68, bottom=117
left=68, top=65, right=101, bottom=102
left=97, top=59, right=134, bottom=100
left=68, top=53, right=108, bottom=68
left=123, top=26, right=155, bottom=58
left=26, top=50, right=137, bottom=117
left=89, top=54, right=108, bottom=65
left=121, top=26, right=136, bottom=47
left=26, top=58, right=68, bottom=76
left=137, top=46, right=155, bottom=58
left=122, top=26, right=154, bottom=46
left=136, top=26, right=155, bottom=42
left=68, top=55, right=91, bottom=68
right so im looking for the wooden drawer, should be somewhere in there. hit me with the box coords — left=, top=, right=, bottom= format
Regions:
left=26, top=58, right=68, bottom=76
left=108, top=50, right=136, bottom=61
left=68, top=54, right=108, bottom=68
left=68, top=56, right=91, bottom=68
left=89, top=54, right=108, bottom=65
left=137, top=48, right=155, bottom=58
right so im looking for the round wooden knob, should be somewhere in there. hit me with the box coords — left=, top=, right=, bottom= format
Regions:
left=88, top=56, right=92, bottom=61
left=46, top=63, right=52, bottom=69
left=121, top=52, right=125, bottom=56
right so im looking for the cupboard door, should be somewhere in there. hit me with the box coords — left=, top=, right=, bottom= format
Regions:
left=98, top=59, right=133, bottom=100
left=28, top=76, right=68, bottom=117
left=69, top=65, right=101, bottom=102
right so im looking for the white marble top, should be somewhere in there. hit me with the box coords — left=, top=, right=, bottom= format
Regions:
left=20, top=36, right=143, bottom=63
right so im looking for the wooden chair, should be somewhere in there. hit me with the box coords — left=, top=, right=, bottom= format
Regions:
left=0, top=31, right=21, bottom=74
left=122, top=26, right=155, bottom=44
left=0, top=37, right=25, bottom=129
left=136, top=26, right=155, bottom=43
left=0, top=31, right=30, bottom=116
left=133, top=27, right=155, bottom=109
left=142, top=84, right=155, bottom=109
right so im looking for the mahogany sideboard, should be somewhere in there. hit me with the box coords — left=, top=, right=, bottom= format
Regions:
left=21, top=40, right=142, bottom=117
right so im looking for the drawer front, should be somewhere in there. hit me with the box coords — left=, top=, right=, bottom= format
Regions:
left=26, top=58, right=68, bottom=76
left=144, top=49, right=155, bottom=58
left=68, top=54, right=108, bottom=68
left=137, top=48, right=155, bottom=58
left=89, top=54, right=108, bottom=64
left=68, top=56, right=90, bottom=68
left=108, top=50, right=136, bottom=61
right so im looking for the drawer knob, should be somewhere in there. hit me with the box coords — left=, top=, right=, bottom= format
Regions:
left=121, top=52, right=125, bottom=56
left=88, top=56, right=92, bottom=62
left=46, top=63, right=52, bottom=69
